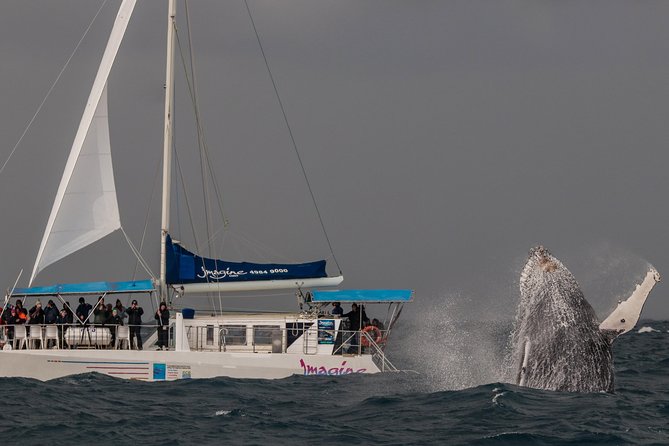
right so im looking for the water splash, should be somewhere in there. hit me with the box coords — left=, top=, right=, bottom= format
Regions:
left=394, top=291, right=511, bottom=391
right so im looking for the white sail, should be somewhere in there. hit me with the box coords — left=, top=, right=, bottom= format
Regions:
left=29, top=0, right=137, bottom=285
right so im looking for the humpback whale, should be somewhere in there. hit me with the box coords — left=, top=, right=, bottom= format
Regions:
left=510, top=246, right=660, bottom=393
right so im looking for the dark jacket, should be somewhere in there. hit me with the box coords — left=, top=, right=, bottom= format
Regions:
left=342, top=306, right=369, bottom=330
left=155, top=308, right=170, bottom=327
left=126, top=306, right=144, bottom=326
left=93, top=306, right=109, bottom=325
left=76, top=303, right=92, bottom=321
left=7, top=314, right=22, bottom=325
left=28, top=306, right=45, bottom=324
left=108, top=315, right=123, bottom=326
left=44, top=305, right=59, bottom=324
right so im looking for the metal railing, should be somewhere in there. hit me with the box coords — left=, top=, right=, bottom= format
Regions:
left=182, top=324, right=390, bottom=358
left=0, top=323, right=166, bottom=350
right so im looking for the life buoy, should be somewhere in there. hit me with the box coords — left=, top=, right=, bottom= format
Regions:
left=361, top=325, right=383, bottom=347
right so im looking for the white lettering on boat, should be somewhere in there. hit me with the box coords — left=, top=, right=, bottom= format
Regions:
left=196, top=266, right=291, bottom=280
left=197, top=266, right=247, bottom=280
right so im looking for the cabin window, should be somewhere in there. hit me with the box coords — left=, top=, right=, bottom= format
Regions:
left=253, top=325, right=281, bottom=345
left=221, top=325, right=246, bottom=345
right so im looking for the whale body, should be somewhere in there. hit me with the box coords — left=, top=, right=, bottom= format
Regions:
left=510, top=246, right=660, bottom=393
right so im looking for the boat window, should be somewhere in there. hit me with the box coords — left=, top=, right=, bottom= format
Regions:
left=206, top=325, right=214, bottom=346
left=253, top=325, right=281, bottom=345
left=221, top=325, right=246, bottom=345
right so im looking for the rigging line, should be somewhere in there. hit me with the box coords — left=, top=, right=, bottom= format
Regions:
left=173, top=27, right=215, bottom=259
left=175, top=17, right=228, bottom=314
left=0, top=0, right=110, bottom=175
left=173, top=97, right=182, bottom=241
left=228, top=230, right=293, bottom=262
left=181, top=2, right=215, bottom=262
left=131, top=153, right=163, bottom=282
left=173, top=24, right=229, bottom=249
left=243, top=0, right=342, bottom=274
left=185, top=0, right=224, bottom=316
left=121, top=227, right=157, bottom=280
left=173, top=135, right=218, bottom=313
left=173, top=148, right=202, bottom=252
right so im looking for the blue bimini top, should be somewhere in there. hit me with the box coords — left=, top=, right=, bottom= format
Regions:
left=310, top=289, right=413, bottom=303
left=12, top=279, right=155, bottom=297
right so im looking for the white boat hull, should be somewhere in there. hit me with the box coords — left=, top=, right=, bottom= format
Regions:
left=0, top=349, right=380, bottom=381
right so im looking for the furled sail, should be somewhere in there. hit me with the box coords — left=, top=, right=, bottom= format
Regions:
left=29, top=0, right=137, bottom=285
left=166, top=234, right=331, bottom=285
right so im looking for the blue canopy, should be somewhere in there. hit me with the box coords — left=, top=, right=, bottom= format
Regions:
left=166, top=234, right=327, bottom=284
left=310, top=289, right=413, bottom=303
left=12, top=280, right=155, bottom=296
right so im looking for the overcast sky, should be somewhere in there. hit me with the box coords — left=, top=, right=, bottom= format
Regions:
left=1, top=0, right=668, bottom=322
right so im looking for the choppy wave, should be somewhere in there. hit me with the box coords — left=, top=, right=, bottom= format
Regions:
left=0, top=321, right=667, bottom=445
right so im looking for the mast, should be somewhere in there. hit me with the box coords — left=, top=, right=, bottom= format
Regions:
left=160, top=0, right=177, bottom=300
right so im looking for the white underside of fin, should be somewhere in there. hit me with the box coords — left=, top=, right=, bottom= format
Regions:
left=518, top=338, right=531, bottom=386
left=599, top=268, right=661, bottom=335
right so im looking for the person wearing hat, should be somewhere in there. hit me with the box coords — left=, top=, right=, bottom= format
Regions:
left=126, top=299, right=144, bottom=350
left=28, top=301, right=45, bottom=324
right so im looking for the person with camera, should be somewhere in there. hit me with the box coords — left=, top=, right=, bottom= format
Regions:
left=126, top=300, right=144, bottom=350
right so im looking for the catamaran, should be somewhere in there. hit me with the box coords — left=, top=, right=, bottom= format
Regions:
left=0, top=1, right=412, bottom=381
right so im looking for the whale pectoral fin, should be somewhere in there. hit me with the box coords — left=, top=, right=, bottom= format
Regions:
left=516, top=338, right=531, bottom=386
left=599, top=268, right=661, bottom=337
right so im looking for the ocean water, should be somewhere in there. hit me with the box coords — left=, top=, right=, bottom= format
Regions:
left=1, top=320, right=667, bottom=445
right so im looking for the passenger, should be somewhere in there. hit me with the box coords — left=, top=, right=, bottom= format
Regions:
left=154, top=302, right=170, bottom=350
left=0, top=306, right=7, bottom=342
left=28, top=301, right=45, bottom=324
left=15, top=300, right=27, bottom=322
left=44, top=300, right=59, bottom=324
left=55, top=309, right=70, bottom=348
left=126, top=300, right=144, bottom=350
left=342, top=303, right=360, bottom=331
left=75, top=297, right=92, bottom=324
left=5, top=308, right=22, bottom=346
left=3, top=307, right=16, bottom=341
left=331, top=302, right=343, bottom=316
left=371, top=318, right=385, bottom=331
left=342, top=304, right=370, bottom=353
left=10, top=307, right=24, bottom=325
left=62, top=303, right=74, bottom=323
left=342, top=303, right=369, bottom=331
left=93, top=301, right=109, bottom=325
left=108, top=308, right=123, bottom=346
left=114, top=299, right=127, bottom=322
left=1, top=304, right=11, bottom=326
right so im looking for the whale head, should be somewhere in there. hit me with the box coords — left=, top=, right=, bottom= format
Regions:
left=519, top=246, right=581, bottom=304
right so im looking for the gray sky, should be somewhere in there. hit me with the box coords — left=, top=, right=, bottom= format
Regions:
left=1, top=0, right=668, bottom=321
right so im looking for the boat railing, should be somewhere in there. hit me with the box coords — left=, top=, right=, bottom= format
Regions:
left=184, top=324, right=391, bottom=359
left=1, top=323, right=395, bottom=364
left=0, top=323, right=165, bottom=350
